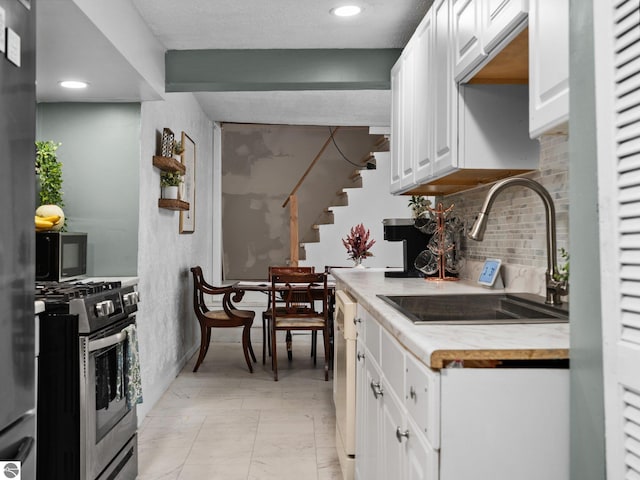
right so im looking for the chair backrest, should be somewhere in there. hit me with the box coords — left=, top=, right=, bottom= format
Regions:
left=190, top=266, right=209, bottom=315
left=268, top=265, right=314, bottom=280
left=271, top=272, right=328, bottom=319
left=267, top=266, right=315, bottom=306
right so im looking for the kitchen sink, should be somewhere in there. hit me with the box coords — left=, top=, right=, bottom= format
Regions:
left=377, top=292, right=568, bottom=325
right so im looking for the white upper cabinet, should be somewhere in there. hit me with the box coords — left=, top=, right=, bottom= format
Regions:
left=454, top=0, right=528, bottom=82
left=413, top=13, right=435, bottom=185
left=453, top=0, right=485, bottom=81
left=390, top=63, right=404, bottom=193
left=432, top=0, right=457, bottom=180
left=481, top=0, right=528, bottom=53
left=390, top=0, right=560, bottom=195
left=529, top=0, right=569, bottom=138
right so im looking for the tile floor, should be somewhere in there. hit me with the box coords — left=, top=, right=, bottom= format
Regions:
left=137, top=334, right=342, bottom=480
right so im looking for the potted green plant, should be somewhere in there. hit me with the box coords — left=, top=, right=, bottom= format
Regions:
left=160, top=171, right=183, bottom=199
left=173, top=140, right=184, bottom=157
left=35, top=140, right=65, bottom=230
left=408, top=195, right=431, bottom=218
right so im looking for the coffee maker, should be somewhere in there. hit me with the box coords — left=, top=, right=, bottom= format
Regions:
left=382, top=218, right=431, bottom=277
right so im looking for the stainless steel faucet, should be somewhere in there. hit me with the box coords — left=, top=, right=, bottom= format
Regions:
left=467, top=177, right=568, bottom=305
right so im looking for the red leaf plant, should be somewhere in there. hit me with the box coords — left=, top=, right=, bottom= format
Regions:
left=342, top=223, right=376, bottom=262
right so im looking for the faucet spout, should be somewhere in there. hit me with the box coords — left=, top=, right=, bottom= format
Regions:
left=467, top=177, right=566, bottom=305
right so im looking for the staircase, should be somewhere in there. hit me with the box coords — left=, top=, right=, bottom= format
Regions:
left=300, top=134, right=410, bottom=271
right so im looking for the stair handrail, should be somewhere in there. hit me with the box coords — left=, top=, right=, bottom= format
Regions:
left=282, top=126, right=341, bottom=208
left=282, top=127, right=341, bottom=266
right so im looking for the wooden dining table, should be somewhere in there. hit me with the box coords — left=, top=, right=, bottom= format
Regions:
left=235, top=279, right=337, bottom=366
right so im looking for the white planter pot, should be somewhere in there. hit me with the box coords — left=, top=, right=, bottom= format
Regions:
left=161, top=186, right=179, bottom=199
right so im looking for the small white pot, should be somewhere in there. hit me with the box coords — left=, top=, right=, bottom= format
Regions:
left=161, top=185, right=179, bottom=199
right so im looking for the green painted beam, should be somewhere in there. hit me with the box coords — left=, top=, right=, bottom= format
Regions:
left=165, top=49, right=402, bottom=92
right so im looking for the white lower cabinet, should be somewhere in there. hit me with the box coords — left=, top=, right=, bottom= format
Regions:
left=354, top=308, right=569, bottom=480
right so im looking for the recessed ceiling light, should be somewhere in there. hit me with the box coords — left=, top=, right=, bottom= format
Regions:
left=332, top=5, right=362, bottom=17
left=59, top=80, right=88, bottom=89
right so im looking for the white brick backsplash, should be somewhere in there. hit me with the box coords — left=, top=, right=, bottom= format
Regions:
left=441, top=134, right=569, bottom=290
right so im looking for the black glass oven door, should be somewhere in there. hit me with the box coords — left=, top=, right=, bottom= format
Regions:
left=92, top=340, right=130, bottom=442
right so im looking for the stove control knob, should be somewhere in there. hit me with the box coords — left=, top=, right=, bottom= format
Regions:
left=95, top=300, right=115, bottom=317
left=123, top=291, right=140, bottom=307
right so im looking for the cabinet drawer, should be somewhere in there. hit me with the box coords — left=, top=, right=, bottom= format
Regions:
left=405, top=353, right=441, bottom=449
left=364, top=313, right=380, bottom=365
left=380, top=328, right=405, bottom=397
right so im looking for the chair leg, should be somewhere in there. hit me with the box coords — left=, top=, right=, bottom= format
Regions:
left=241, top=324, right=254, bottom=374
left=271, top=326, right=279, bottom=381
left=311, top=331, right=317, bottom=365
left=323, top=329, right=330, bottom=381
left=193, top=325, right=209, bottom=372
left=262, top=315, right=267, bottom=365
left=248, top=333, right=257, bottom=363
left=204, top=328, right=212, bottom=358
left=286, top=330, right=293, bottom=361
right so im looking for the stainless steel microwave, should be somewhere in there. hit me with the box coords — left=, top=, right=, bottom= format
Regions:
left=35, top=232, right=87, bottom=282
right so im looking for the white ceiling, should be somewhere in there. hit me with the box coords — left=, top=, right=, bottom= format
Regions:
left=36, top=0, right=431, bottom=125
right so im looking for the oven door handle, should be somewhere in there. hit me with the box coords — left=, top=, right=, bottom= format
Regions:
left=88, top=330, right=127, bottom=352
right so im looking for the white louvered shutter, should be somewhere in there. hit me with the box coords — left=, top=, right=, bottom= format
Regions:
left=594, top=1, right=640, bottom=478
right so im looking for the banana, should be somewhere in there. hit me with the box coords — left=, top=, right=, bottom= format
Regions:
left=35, top=217, right=54, bottom=229
left=38, top=215, right=61, bottom=224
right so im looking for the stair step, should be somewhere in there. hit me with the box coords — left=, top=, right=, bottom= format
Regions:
left=374, top=135, right=390, bottom=151
left=333, top=190, right=349, bottom=207
left=360, top=152, right=376, bottom=165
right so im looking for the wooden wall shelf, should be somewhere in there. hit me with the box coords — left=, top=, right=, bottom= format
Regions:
left=158, top=199, right=189, bottom=211
left=153, top=155, right=186, bottom=174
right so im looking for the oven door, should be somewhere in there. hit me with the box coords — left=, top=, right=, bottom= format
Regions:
left=80, top=317, right=138, bottom=480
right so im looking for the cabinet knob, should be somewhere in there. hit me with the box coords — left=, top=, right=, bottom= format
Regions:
left=370, top=380, right=384, bottom=399
left=396, top=427, right=410, bottom=443
left=357, top=352, right=365, bottom=361
left=353, top=317, right=362, bottom=325
left=409, top=386, right=417, bottom=400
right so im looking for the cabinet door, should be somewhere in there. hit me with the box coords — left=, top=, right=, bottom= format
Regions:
left=400, top=43, right=416, bottom=189
left=481, top=0, right=528, bottom=53
left=358, top=354, right=383, bottom=480
left=529, top=0, right=569, bottom=138
left=406, top=417, right=440, bottom=480
left=432, top=0, right=457, bottom=178
left=380, top=380, right=405, bottom=480
left=390, top=61, right=404, bottom=193
left=453, top=0, right=485, bottom=81
left=354, top=339, right=367, bottom=480
left=413, top=11, right=434, bottom=184
left=405, top=353, right=441, bottom=449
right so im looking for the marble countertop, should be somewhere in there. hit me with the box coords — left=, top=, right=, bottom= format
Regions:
left=331, top=269, right=569, bottom=369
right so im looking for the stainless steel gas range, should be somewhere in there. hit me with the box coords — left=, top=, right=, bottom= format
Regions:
left=36, top=280, right=140, bottom=480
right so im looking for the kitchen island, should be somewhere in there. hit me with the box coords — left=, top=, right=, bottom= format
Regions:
left=332, top=268, right=569, bottom=480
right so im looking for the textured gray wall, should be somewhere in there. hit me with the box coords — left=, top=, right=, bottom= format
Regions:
left=36, top=103, right=141, bottom=276
left=221, top=124, right=379, bottom=280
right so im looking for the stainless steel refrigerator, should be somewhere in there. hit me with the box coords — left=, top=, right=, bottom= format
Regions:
left=0, top=0, right=36, bottom=479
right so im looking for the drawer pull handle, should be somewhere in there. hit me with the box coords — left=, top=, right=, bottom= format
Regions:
left=357, top=352, right=365, bottom=361
left=409, top=386, right=416, bottom=400
left=396, top=427, right=410, bottom=443
left=353, top=317, right=362, bottom=325
left=370, top=380, right=384, bottom=399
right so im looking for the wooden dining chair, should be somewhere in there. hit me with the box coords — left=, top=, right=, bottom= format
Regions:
left=261, top=265, right=315, bottom=364
left=190, top=266, right=257, bottom=373
left=269, top=272, right=330, bottom=381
